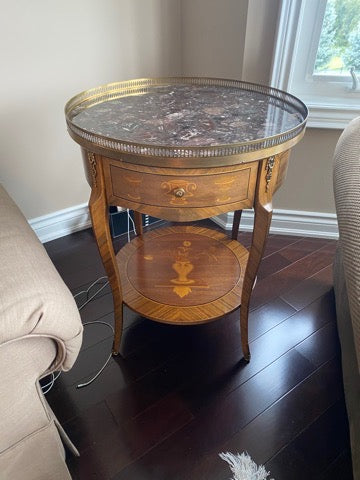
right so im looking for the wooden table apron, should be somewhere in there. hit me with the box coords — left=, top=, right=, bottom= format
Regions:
left=81, top=144, right=296, bottom=361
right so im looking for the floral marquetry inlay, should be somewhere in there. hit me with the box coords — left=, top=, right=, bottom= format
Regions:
left=214, top=176, right=236, bottom=203
left=123, top=175, right=142, bottom=201
left=169, top=240, right=209, bottom=298
left=125, top=228, right=242, bottom=307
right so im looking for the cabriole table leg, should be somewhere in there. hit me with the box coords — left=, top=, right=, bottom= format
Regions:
left=240, top=156, right=279, bottom=362
left=240, top=203, right=273, bottom=361
left=86, top=151, right=124, bottom=355
left=134, top=211, right=143, bottom=236
left=231, top=210, right=242, bottom=240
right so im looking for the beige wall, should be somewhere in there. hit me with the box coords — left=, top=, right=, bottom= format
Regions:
left=181, top=0, right=247, bottom=79
left=1, top=0, right=181, bottom=219
left=274, top=128, right=341, bottom=212
left=242, top=0, right=280, bottom=85
left=1, top=0, right=339, bottom=220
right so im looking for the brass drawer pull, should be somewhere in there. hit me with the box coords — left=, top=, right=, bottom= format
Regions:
left=174, top=187, right=186, bottom=198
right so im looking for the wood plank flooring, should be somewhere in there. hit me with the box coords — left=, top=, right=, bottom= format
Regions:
left=44, top=220, right=353, bottom=480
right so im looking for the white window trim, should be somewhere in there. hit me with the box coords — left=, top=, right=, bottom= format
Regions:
left=270, top=0, right=360, bottom=129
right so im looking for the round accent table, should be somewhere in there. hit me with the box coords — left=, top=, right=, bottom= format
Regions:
left=65, top=77, right=308, bottom=361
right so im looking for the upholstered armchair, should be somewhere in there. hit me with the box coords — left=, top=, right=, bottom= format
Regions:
left=0, top=184, right=83, bottom=479
left=333, top=116, right=360, bottom=479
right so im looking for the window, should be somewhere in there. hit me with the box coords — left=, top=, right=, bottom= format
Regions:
left=271, top=0, right=360, bottom=128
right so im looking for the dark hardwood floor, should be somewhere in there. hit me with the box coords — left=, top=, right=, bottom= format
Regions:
left=44, top=220, right=353, bottom=480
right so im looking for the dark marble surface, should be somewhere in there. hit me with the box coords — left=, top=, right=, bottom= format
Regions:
left=72, top=84, right=305, bottom=148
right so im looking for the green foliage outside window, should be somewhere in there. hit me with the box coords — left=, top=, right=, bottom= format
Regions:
left=314, top=0, right=337, bottom=70
left=343, top=23, right=360, bottom=70
left=315, top=0, right=360, bottom=73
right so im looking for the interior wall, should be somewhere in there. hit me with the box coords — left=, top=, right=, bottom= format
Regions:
left=274, top=128, right=341, bottom=212
left=242, top=0, right=280, bottom=84
left=0, top=0, right=182, bottom=219
left=181, top=0, right=248, bottom=79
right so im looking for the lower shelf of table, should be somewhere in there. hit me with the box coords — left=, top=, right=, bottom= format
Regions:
left=116, top=225, right=249, bottom=324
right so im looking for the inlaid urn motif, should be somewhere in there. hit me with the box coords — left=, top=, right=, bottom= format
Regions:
left=170, top=240, right=195, bottom=298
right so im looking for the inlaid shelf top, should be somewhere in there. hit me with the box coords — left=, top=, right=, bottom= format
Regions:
left=117, top=226, right=249, bottom=324
left=65, top=77, right=308, bottom=164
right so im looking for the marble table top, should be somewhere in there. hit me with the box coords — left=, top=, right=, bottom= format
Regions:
left=66, top=78, right=307, bottom=159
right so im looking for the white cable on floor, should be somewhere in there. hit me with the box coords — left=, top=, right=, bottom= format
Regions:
left=43, top=210, right=137, bottom=394
left=127, top=208, right=130, bottom=243
left=73, top=276, right=109, bottom=306
left=76, top=320, right=114, bottom=389
left=128, top=209, right=137, bottom=235
left=74, top=281, right=114, bottom=389
left=42, top=277, right=111, bottom=394
left=41, top=371, right=62, bottom=395
left=77, top=280, right=109, bottom=311
left=127, top=208, right=137, bottom=243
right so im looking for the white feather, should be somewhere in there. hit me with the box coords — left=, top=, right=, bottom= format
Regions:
left=219, top=452, right=274, bottom=480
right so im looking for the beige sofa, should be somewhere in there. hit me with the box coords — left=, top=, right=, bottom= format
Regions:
left=0, top=185, right=83, bottom=479
left=333, top=116, right=360, bottom=479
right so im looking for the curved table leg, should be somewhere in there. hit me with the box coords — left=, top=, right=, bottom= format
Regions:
left=134, top=211, right=143, bottom=236
left=86, top=152, right=124, bottom=355
left=240, top=203, right=272, bottom=361
left=240, top=156, right=278, bottom=361
left=231, top=210, right=242, bottom=240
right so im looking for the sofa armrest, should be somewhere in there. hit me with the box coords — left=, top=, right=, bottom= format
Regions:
left=0, top=185, right=83, bottom=371
left=333, top=116, right=360, bottom=373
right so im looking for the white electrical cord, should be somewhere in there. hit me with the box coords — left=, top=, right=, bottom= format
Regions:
left=73, top=278, right=113, bottom=389
left=41, top=277, right=111, bottom=394
left=127, top=208, right=137, bottom=242
left=73, top=276, right=109, bottom=310
left=41, top=371, right=62, bottom=395
left=42, top=209, right=137, bottom=394
left=76, top=321, right=114, bottom=389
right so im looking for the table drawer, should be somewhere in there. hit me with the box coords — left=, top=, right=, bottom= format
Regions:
left=105, top=160, right=258, bottom=210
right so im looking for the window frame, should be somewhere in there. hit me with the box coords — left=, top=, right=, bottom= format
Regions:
left=270, top=0, right=360, bottom=129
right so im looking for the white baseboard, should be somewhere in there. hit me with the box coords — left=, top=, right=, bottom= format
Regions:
left=29, top=204, right=339, bottom=244
left=212, top=209, right=339, bottom=240
left=29, top=203, right=91, bottom=243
